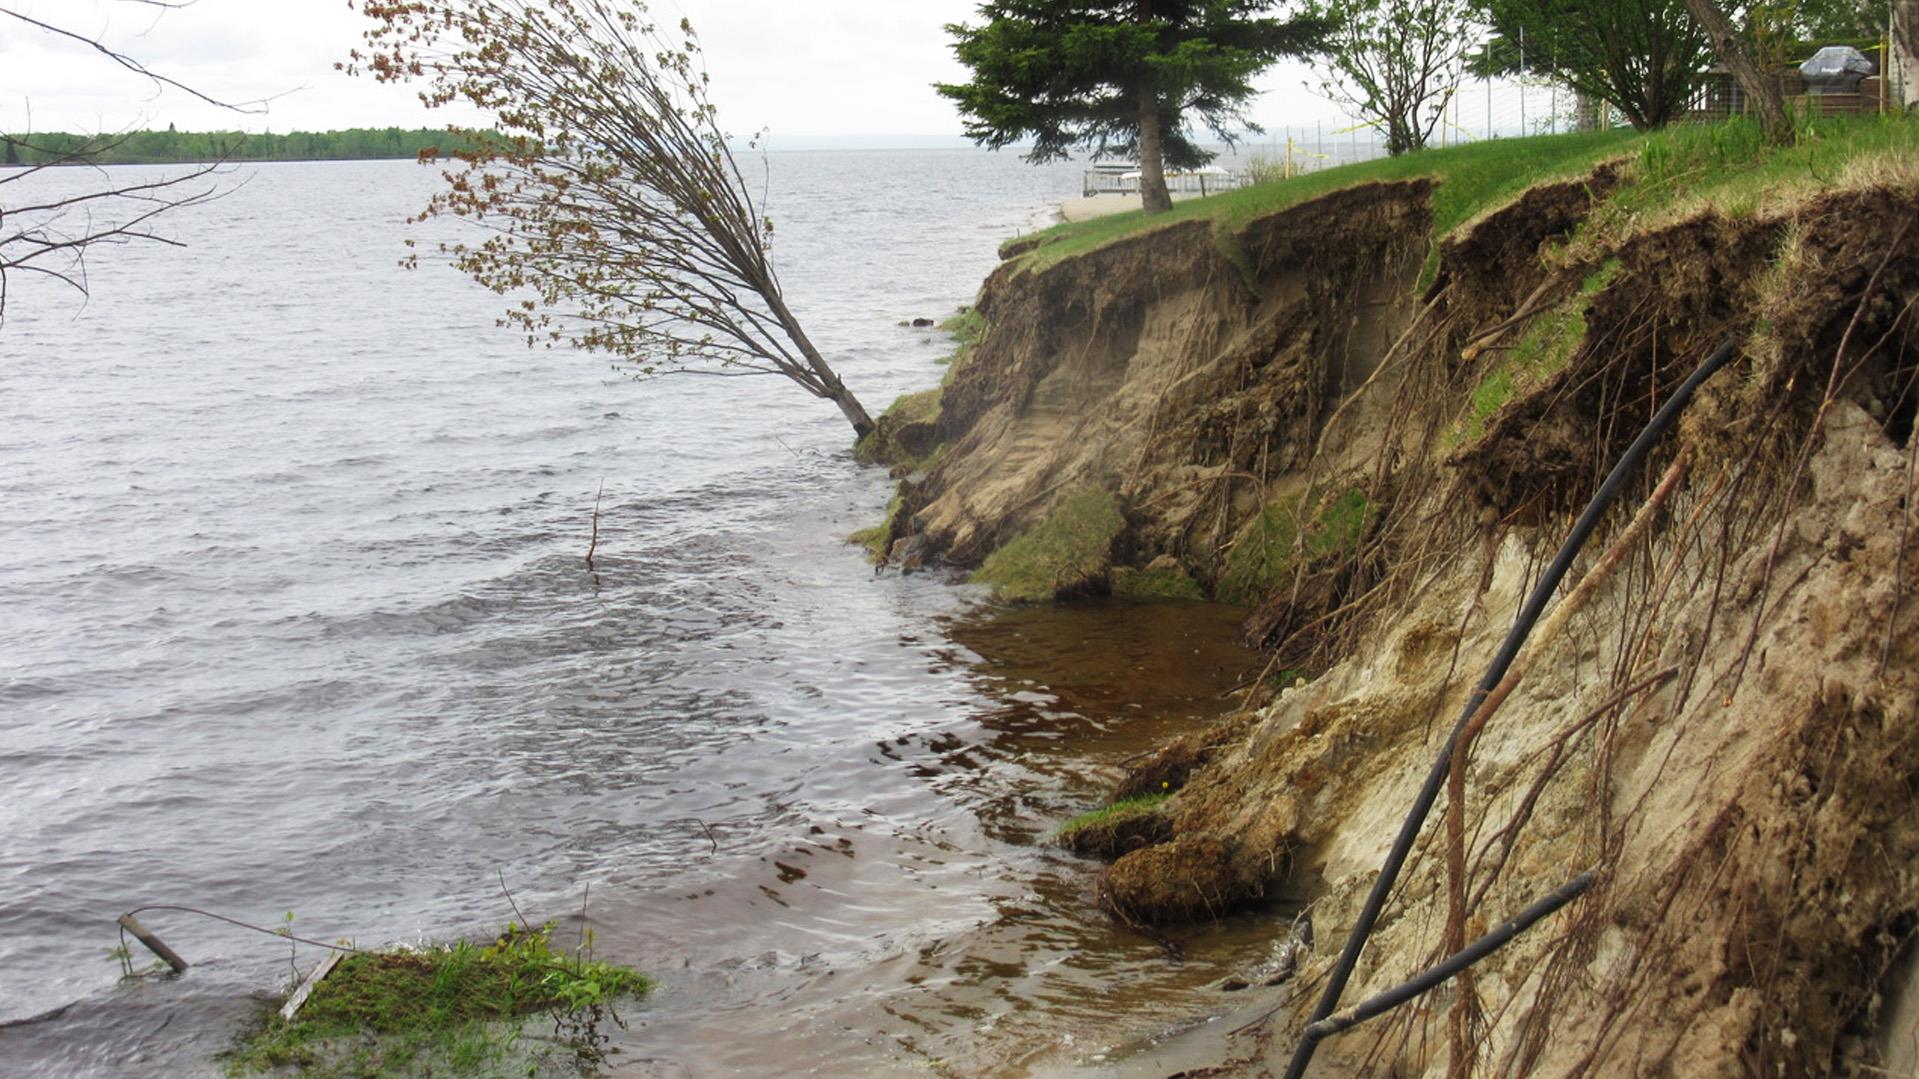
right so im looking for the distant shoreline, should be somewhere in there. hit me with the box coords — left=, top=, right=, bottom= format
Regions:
left=1, top=128, right=1069, bottom=166
left=0, top=127, right=475, bottom=168
left=2, top=154, right=449, bottom=168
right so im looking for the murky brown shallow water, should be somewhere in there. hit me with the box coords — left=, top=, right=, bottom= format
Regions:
left=582, top=598, right=1287, bottom=1077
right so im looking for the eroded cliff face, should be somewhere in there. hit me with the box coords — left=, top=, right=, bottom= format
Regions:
left=902, top=180, right=1433, bottom=579
left=890, top=164, right=1919, bottom=1074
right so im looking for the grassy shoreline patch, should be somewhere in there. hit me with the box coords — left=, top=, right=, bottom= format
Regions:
left=224, top=922, right=649, bottom=1077
left=972, top=486, right=1124, bottom=601
left=1054, top=793, right=1173, bottom=858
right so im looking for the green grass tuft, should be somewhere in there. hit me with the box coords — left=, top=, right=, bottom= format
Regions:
left=1458, top=268, right=1613, bottom=444
left=1216, top=488, right=1372, bottom=605
left=937, top=306, right=985, bottom=346
left=1054, top=792, right=1171, bottom=842
left=854, top=387, right=945, bottom=470
left=972, top=485, right=1125, bottom=602
left=848, top=492, right=904, bottom=563
left=224, top=922, right=649, bottom=1077
left=1111, top=565, right=1206, bottom=600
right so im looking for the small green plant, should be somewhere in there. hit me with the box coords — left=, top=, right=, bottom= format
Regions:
left=1216, top=488, right=1373, bottom=605
left=108, top=936, right=170, bottom=980
left=107, top=943, right=134, bottom=979
left=1054, top=792, right=1172, bottom=841
left=275, top=910, right=298, bottom=983
left=1111, top=564, right=1206, bottom=600
left=224, top=921, right=650, bottom=1077
left=972, top=485, right=1125, bottom=601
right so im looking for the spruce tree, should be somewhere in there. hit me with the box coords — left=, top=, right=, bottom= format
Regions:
left=937, top=1, right=1332, bottom=213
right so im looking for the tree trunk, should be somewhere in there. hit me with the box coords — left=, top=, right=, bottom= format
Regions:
left=1681, top=0, right=1794, bottom=144
left=829, top=382, right=876, bottom=438
left=1896, top=0, right=1919, bottom=110
left=1574, top=92, right=1600, bottom=132
left=1134, top=76, right=1174, bottom=215
left=766, top=289, right=875, bottom=437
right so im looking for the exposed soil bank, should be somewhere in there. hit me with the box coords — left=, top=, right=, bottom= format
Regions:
left=877, top=138, right=1919, bottom=1074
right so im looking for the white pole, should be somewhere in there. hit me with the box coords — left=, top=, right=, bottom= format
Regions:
left=1519, top=27, right=1528, bottom=134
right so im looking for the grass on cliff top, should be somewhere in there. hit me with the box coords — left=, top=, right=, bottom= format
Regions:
left=1011, top=114, right=1919, bottom=277
left=1589, top=113, right=1919, bottom=243
left=224, top=922, right=650, bottom=1077
left=972, top=485, right=1124, bottom=602
left=1013, top=128, right=1640, bottom=272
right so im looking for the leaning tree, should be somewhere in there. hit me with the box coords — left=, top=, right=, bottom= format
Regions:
left=347, top=0, right=875, bottom=436
left=1681, top=0, right=1793, bottom=144
left=937, top=1, right=1332, bottom=214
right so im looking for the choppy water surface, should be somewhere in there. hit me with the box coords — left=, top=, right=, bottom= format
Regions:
left=0, top=153, right=1268, bottom=1076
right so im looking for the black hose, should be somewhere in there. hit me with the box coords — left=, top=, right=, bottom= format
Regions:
left=1283, top=338, right=1739, bottom=1079
left=1302, top=870, right=1595, bottom=1041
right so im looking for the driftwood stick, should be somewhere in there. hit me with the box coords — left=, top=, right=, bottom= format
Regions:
left=586, top=478, right=604, bottom=570
left=117, top=913, right=189, bottom=974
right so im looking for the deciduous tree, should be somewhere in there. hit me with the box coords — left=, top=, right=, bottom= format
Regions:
left=937, top=1, right=1332, bottom=214
left=348, top=0, right=876, bottom=436
left=1468, top=0, right=1710, bottom=130
left=1897, top=0, right=1919, bottom=110
left=1307, top=0, right=1478, bottom=155
left=1786, top=0, right=1893, bottom=42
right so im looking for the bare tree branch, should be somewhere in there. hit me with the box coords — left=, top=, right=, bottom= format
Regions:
left=0, top=5, right=261, bottom=326
left=0, top=5, right=269, bottom=114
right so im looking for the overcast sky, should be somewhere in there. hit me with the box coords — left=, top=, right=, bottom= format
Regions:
left=1, top=0, right=1338, bottom=143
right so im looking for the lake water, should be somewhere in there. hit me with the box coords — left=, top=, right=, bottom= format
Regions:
left=0, top=151, right=1269, bottom=1076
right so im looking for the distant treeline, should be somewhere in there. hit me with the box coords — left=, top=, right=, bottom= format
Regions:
left=0, top=127, right=490, bottom=166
